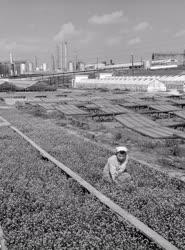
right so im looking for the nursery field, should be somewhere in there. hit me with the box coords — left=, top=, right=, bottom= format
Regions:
left=4, top=88, right=185, bottom=177
left=0, top=108, right=185, bottom=249
left=0, top=126, right=164, bottom=250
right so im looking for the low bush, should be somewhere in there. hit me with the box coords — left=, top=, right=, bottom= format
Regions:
left=137, top=139, right=161, bottom=152
left=171, top=144, right=181, bottom=157
left=157, top=157, right=175, bottom=168
left=114, top=131, right=122, bottom=141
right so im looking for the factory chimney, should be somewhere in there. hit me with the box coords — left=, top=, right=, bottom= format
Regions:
left=35, top=56, right=38, bottom=71
left=61, top=42, right=64, bottom=71
left=56, top=44, right=61, bottom=70
left=10, top=52, right=13, bottom=64
left=64, top=41, right=68, bottom=71
left=51, top=54, right=55, bottom=72
left=9, top=52, right=15, bottom=76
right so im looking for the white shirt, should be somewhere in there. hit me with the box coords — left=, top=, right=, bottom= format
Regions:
left=103, top=154, right=129, bottom=182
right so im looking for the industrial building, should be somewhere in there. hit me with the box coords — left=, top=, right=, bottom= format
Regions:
left=83, top=59, right=178, bottom=71
left=73, top=74, right=185, bottom=92
left=152, top=50, right=185, bottom=66
left=0, top=60, right=29, bottom=76
left=0, top=60, right=49, bottom=76
left=149, top=59, right=178, bottom=70
left=84, top=61, right=144, bottom=71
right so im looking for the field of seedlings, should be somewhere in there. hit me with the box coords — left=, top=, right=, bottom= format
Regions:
left=1, top=108, right=185, bottom=249
left=0, top=126, right=164, bottom=249
left=10, top=88, right=185, bottom=180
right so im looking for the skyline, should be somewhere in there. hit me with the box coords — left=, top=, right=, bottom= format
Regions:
left=0, top=0, right=185, bottom=65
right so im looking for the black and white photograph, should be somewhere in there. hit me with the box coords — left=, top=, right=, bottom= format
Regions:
left=0, top=0, right=185, bottom=249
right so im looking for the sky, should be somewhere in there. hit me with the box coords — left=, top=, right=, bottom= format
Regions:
left=0, top=0, right=185, bottom=66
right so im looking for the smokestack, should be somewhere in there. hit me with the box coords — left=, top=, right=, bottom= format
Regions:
left=10, top=52, right=13, bottom=64
left=60, top=42, right=63, bottom=71
left=35, top=56, right=38, bottom=71
left=61, top=41, right=64, bottom=71
left=9, top=52, right=14, bottom=76
left=51, top=54, right=55, bottom=72
left=56, top=44, right=61, bottom=70
left=64, top=41, right=68, bottom=71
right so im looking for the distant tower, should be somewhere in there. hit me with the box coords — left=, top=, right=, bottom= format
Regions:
left=64, top=41, right=68, bottom=71
left=9, top=52, right=13, bottom=64
left=68, top=61, right=74, bottom=72
left=9, top=52, right=15, bottom=76
left=183, top=49, right=185, bottom=66
left=74, top=51, right=78, bottom=71
left=35, top=56, right=38, bottom=71
left=56, top=44, right=61, bottom=70
left=42, top=63, right=47, bottom=72
left=20, top=63, right=26, bottom=74
left=131, top=54, right=134, bottom=75
left=51, top=54, right=55, bottom=72
left=28, top=62, right=33, bottom=73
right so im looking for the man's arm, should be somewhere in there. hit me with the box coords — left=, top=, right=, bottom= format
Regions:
left=118, top=155, right=129, bottom=173
left=109, top=160, right=118, bottom=181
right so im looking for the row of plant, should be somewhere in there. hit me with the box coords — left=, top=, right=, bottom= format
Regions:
left=0, top=126, right=162, bottom=249
left=1, top=109, right=184, bottom=249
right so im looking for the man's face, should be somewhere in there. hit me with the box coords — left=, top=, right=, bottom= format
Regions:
left=116, top=151, right=127, bottom=163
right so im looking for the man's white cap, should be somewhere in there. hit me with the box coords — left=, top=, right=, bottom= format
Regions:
left=116, top=146, right=128, bottom=153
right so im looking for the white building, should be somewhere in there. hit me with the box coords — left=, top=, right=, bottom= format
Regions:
left=42, top=63, right=47, bottom=72
left=27, top=62, right=33, bottom=73
left=147, top=80, right=166, bottom=92
left=72, top=75, right=88, bottom=88
left=20, top=63, right=26, bottom=74
left=73, top=74, right=185, bottom=92
left=79, top=62, right=85, bottom=71
left=68, top=61, right=74, bottom=72
left=99, top=73, right=113, bottom=79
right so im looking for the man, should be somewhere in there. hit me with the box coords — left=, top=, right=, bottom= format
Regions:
left=103, top=146, right=131, bottom=184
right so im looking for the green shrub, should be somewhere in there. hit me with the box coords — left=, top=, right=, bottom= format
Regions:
left=114, top=131, right=122, bottom=141
left=137, top=140, right=160, bottom=151
left=165, top=139, right=177, bottom=147
left=171, top=144, right=181, bottom=157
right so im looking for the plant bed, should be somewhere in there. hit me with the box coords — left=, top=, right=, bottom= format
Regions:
left=0, top=127, right=162, bottom=250
left=1, top=110, right=185, bottom=249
